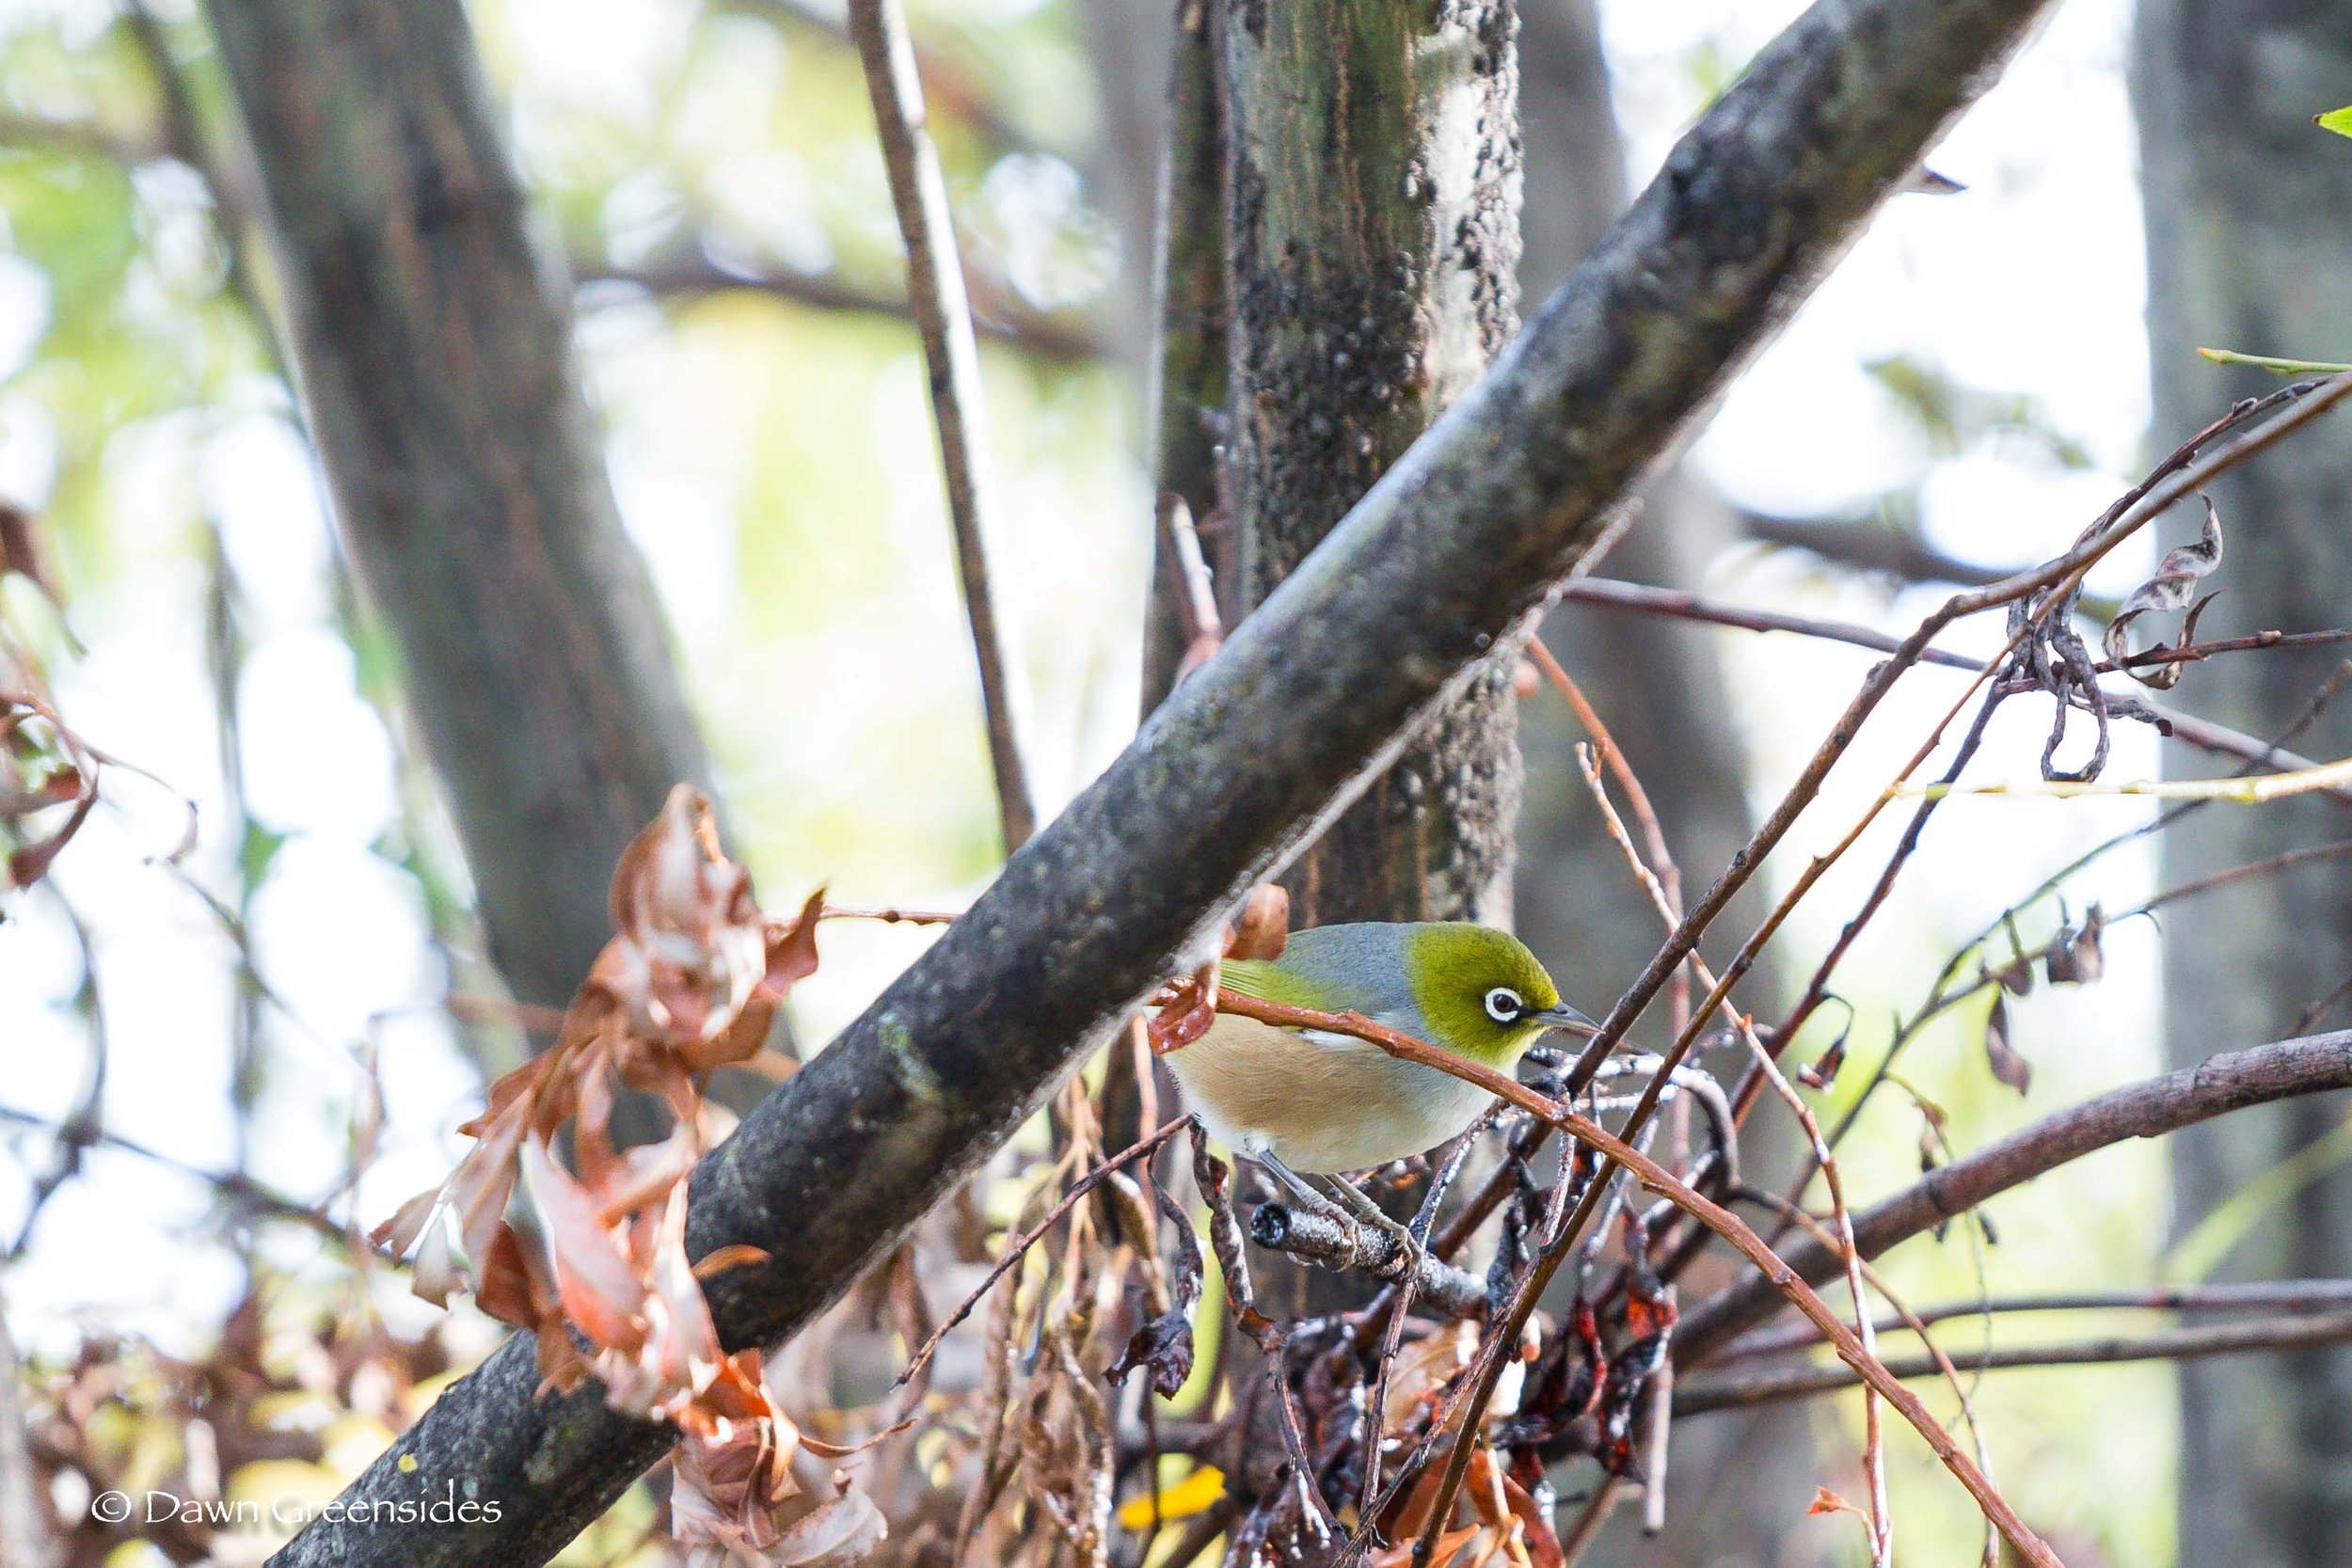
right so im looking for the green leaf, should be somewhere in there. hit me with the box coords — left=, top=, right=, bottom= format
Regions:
left=2317, top=104, right=2352, bottom=138
left=2197, top=346, right=2352, bottom=375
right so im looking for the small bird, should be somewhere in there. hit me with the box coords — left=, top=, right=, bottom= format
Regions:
left=1166, top=922, right=1589, bottom=1228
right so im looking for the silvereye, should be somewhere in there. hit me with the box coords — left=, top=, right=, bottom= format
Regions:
left=1167, top=922, right=1589, bottom=1187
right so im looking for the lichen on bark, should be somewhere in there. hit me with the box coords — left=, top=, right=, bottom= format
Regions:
left=1223, top=0, right=1526, bottom=927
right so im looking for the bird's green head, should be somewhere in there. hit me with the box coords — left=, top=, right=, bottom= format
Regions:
left=1398, top=923, right=1589, bottom=1067
left=1235, top=921, right=1590, bottom=1069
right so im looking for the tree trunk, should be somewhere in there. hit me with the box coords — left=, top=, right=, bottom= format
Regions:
left=203, top=0, right=720, bottom=1023
left=2136, top=7, right=2352, bottom=1565
left=1223, top=0, right=1523, bottom=928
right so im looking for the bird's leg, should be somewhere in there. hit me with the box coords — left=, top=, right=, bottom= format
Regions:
left=1253, top=1152, right=1369, bottom=1270
left=1319, top=1173, right=1428, bottom=1285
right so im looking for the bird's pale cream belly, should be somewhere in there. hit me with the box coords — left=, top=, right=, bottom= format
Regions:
left=1164, top=1011, right=1502, bottom=1174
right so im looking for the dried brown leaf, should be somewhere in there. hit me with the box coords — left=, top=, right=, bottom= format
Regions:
left=1808, top=1485, right=1867, bottom=1519
left=766, top=1484, right=889, bottom=1568
left=1226, top=885, right=1290, bottom=960
left=2106, top=497, right=2223, bottom=689
left=1148, top=965, right=1217, bottom=1057
left=2046, top=904, right=2106, bottom=986
left=1982, top=994, right=2031, bottom=1096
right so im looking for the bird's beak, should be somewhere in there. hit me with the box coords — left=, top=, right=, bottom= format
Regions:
left=1531, top=1004, right=1598, bottom=1037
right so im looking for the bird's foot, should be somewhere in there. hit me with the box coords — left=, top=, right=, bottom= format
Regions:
left=1322, top=1174, right=1426, bottom=1285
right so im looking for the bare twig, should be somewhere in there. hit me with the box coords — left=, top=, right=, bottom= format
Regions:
left=595, top=252, right=1108, bottom=363
left=1158, top=494, right=1225, bottom=682
left=1246, top=1202, right=1488, bottom=1320
left=1573, top=745, right=1896, bottom=1559
left=892, top=1114, right=1192, bottom=1388
left=846, top=0, right=1038, bottom=852
left=1680, top=1030, right=2352, bottom=1360
left=0, top=1103, right=342, bottom=1242
left=1558, top=578, right=2348, bottom=789
left=1677, top=1311, right=2352, bottom=1413
left=818, top=902, right=964, bottom=926
left=1715, top=1278, right=2352, bottom=1361
left=1555, top=1476, right=1629, bottom=1568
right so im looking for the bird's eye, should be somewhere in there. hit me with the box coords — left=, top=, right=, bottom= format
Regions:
left=1484, top=987, right=1523, bottom=1023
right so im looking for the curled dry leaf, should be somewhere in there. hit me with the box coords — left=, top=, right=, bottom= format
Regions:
left=671, top=1351, right=886, bottom=1568
left=1227, top=884, right=1291, bottom=960
left=1808, top=1485, right=1868, bottom=1520
left=1982, top=994, right=2031, bottom=1096
left=1148, top=964, right=1217, bottom=1057
left=1797, top=1016, right=1852, bottom=1091
left=1384, top=1320, right=1480, bottom=1437
left=371, top=786, right=833, bottom=1485
left=1106, top=1180, right=1202, bottom=1398
left=2105, top=497, right=2223, bottom=689
left=1150, top=886, right=1286, bottom=1057
left=2046, top=904, right=2106, bottom=986
left=765, top=1481, right=890, bottom=1568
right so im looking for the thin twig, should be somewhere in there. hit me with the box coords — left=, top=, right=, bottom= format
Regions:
left=1677, top=1310, right=2352, bottom=1413
left=819, top=902, right=964, bottom=926
left=1561, top=578, right=2348, bottom=789
left=892, top=1115, right=1192, bottom=1388
left=1780, top=673, right=2352, bottom=1237
left=1158, top=494, right=1225, bottom=679
left=1553, top=1475, right=1628, bottom=1568
left=1679, top=1030, right=2352, bottom=1360
left=846, top=0, right=1038, bottom=852
left=1714, top=1278, right=2352, bottom=1361
left=0, top=1103, right=341, bottom=1242
left=1574, top=747, right=1897, bottom=1560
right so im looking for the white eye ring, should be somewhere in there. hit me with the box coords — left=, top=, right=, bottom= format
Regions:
left=1484, top=987, right=1523, bottom=1023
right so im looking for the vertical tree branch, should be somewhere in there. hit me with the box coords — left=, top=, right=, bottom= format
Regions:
left=848, top=0, right=1039, bottom=851
left=1140, top=0, right=1231, bottom=715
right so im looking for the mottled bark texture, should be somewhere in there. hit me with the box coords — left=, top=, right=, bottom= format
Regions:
left=2135, top=8, right=2352, bottom=1564
left=1508, top=8, right=1804, bottom=1563
left=1224, top=0, right=1524, bottom=926
left=269, top=0, right=2059, bottom=1560
left=204, top=0, right=717, bottom=1017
